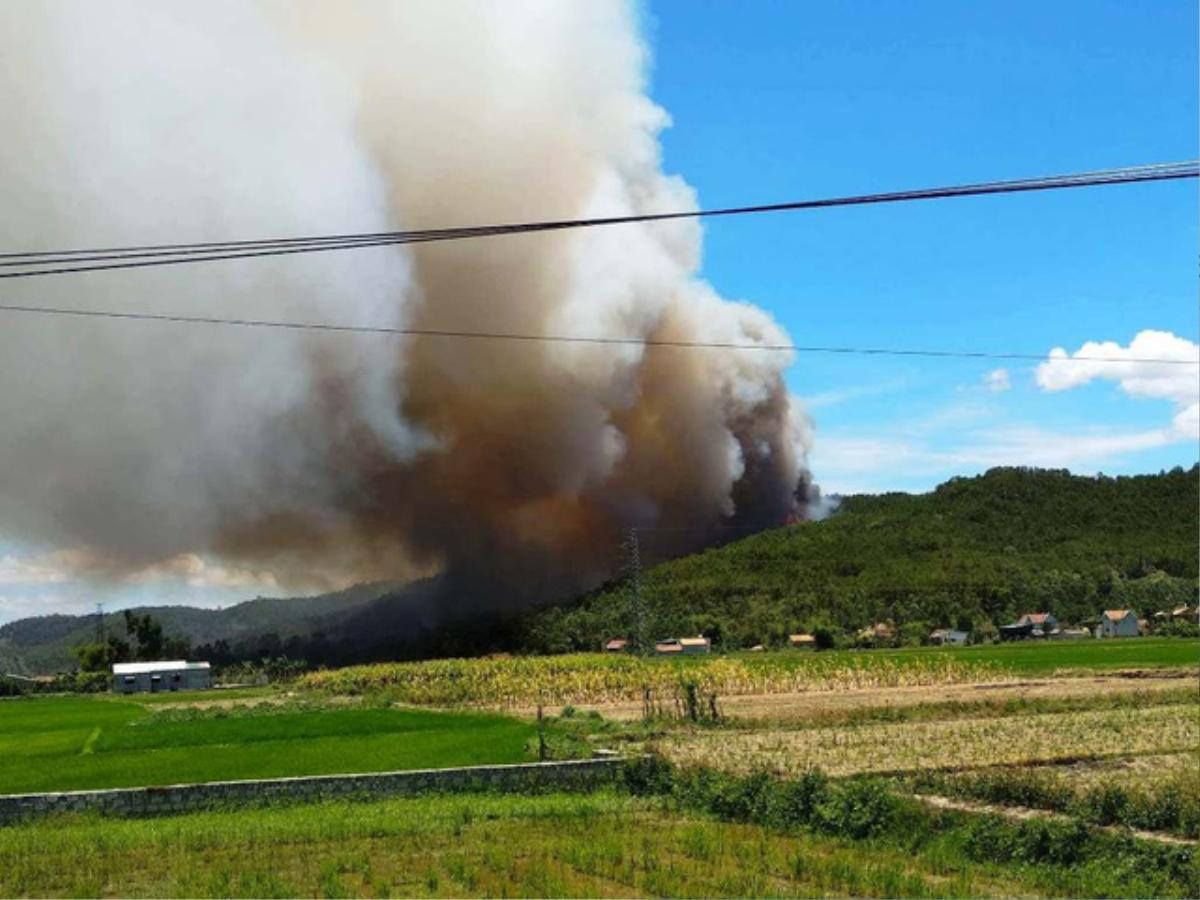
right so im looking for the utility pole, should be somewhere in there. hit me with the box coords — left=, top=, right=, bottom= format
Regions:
left=95, top=603, right=105, bottom=643
left=626, top=527, right=647, bottom=655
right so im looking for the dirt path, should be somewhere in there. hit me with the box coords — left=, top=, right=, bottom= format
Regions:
left=513, top=673, right=1196, bottom=721
left=916, top=793, right=1198, bottom=847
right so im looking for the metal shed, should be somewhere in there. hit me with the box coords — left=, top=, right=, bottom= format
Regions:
left=111, top=660, right=211, bottom=693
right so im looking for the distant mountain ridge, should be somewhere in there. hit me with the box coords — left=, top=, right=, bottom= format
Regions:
left=0, top=582, right=398, bottom=675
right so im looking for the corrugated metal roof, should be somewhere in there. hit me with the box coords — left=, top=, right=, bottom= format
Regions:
left=112, top=660, right=210, bottom=674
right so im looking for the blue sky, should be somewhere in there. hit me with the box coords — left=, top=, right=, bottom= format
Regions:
left=645, top=0, right=1198, bottom=495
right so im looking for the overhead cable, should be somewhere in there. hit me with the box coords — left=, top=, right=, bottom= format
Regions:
left=1, top=160, right=1195, bottom=279
left=0, top=301, right=1195, bottom=366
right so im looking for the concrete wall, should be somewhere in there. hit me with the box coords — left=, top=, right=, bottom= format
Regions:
left=0, top=758, right=623, bottom=825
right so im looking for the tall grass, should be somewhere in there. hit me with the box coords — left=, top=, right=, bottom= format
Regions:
left=623, top=757, right=1200, bottom=899
left=2, top=781, right=1194, bottom=898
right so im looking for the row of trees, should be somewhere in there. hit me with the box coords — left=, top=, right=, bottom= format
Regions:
left=74, top=611, right=192, bottom=672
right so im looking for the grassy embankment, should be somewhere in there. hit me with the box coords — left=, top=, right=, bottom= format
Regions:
left=0, top=695, right=535, bottom=794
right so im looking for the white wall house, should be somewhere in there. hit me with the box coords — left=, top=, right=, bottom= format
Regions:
left=112, top=660, right=211, bottom=693
left=929, top=628, right=968, bottom=646
left=1095, top=610, right=1139, bottom=638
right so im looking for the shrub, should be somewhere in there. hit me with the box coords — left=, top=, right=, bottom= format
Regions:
left=814, top=778, right=898, bottom=839
left=775, top=770, right=831, bottom=829
left=622, top=755, right=674, bottom=797
left=709, top=771, right=774, bottom=823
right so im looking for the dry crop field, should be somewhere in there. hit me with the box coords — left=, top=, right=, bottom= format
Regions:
left=657, top=697, right=1198, bottom=778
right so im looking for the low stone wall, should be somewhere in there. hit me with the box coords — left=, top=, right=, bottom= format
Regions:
left=0, top=758, right=624, bottom=825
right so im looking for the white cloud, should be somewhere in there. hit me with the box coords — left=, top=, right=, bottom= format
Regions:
left=983, top=368, right=1011, bottom=393
left=1036, top=329, right=1199, bottom=439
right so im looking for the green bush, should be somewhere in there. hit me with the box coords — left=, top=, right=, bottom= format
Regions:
left=622, top=755, right=675, bottom=796
left=814, top=778, right=898, bottom=839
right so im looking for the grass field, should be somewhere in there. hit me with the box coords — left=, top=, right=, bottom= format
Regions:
left=2, top=790, right=1194, bottom=899
left=0, top=695, right=536, bottom=794
left=297, top=638, right=1199, bottom=707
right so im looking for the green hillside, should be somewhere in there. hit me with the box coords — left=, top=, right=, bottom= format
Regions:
left=519, top=466, right=1199, bottom=652
left=4, top=467, right=1196, bottom=674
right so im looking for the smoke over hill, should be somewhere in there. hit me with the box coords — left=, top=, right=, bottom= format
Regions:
left=0, top=2, right=811, bottom=606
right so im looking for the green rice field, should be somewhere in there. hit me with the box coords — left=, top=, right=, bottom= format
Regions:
left=0, top=695, right=536, bottom=794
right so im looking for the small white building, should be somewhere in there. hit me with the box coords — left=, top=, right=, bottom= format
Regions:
left=112, top=660, right=211, bottom=694
left=654, top=636, right=710, bottom=655
left=788, top=633, right=817, bottom=651
left=929, top=628, right=968, bottom=646
left=1095, top=610, right=1139, bottom=639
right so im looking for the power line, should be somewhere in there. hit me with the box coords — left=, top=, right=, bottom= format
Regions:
left=0, top=301, right=1196, bottom=365
left=1, top=160, right=1195, bottom=279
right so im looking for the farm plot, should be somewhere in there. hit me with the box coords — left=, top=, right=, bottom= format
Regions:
left=908, top=752, right=1200, bottom=839
left=0, top=696, right=536, bottom=794
left=298, top=651, right=1010, bottom=707
left=297, top=640, right=1199, bottom=709
left=0, top=789, right=1172, bottom=899
left=658, top=702, right=1199, bottom=778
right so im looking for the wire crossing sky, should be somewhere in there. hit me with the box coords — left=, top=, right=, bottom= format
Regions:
left=0, top=300, right=1195, bottom=366
left=0, top=160, right=1194, bottom=279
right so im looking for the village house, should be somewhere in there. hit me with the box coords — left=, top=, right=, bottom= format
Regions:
left=678, top=636, right=711, bottom=654
left=653, top=636, right=710, bottom=655
left=1054, top=626, right=1092, bottom=640
left=999, top=621, right=1034, bottom=641
left=1016, top=612, right=1058, bottom=631
left=1095, top=609, right=1139, bottom=638
left=856, top=622, right=894, bottom=645
left=603, top=638, right=630, bottom=653
left=788, top=633, right=816, bottom=651
left=929, top=627, right=968, bottom=646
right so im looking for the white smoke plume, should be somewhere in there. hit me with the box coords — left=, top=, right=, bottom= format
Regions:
left=0, top=1, right=812, bottom=602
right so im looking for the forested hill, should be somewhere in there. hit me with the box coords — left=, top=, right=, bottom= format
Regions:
left=518, top=466, right=1200, bottom=652
left=3, top=467, right=1196, bottom=673
left=0, top=583, right=397, bottom=676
